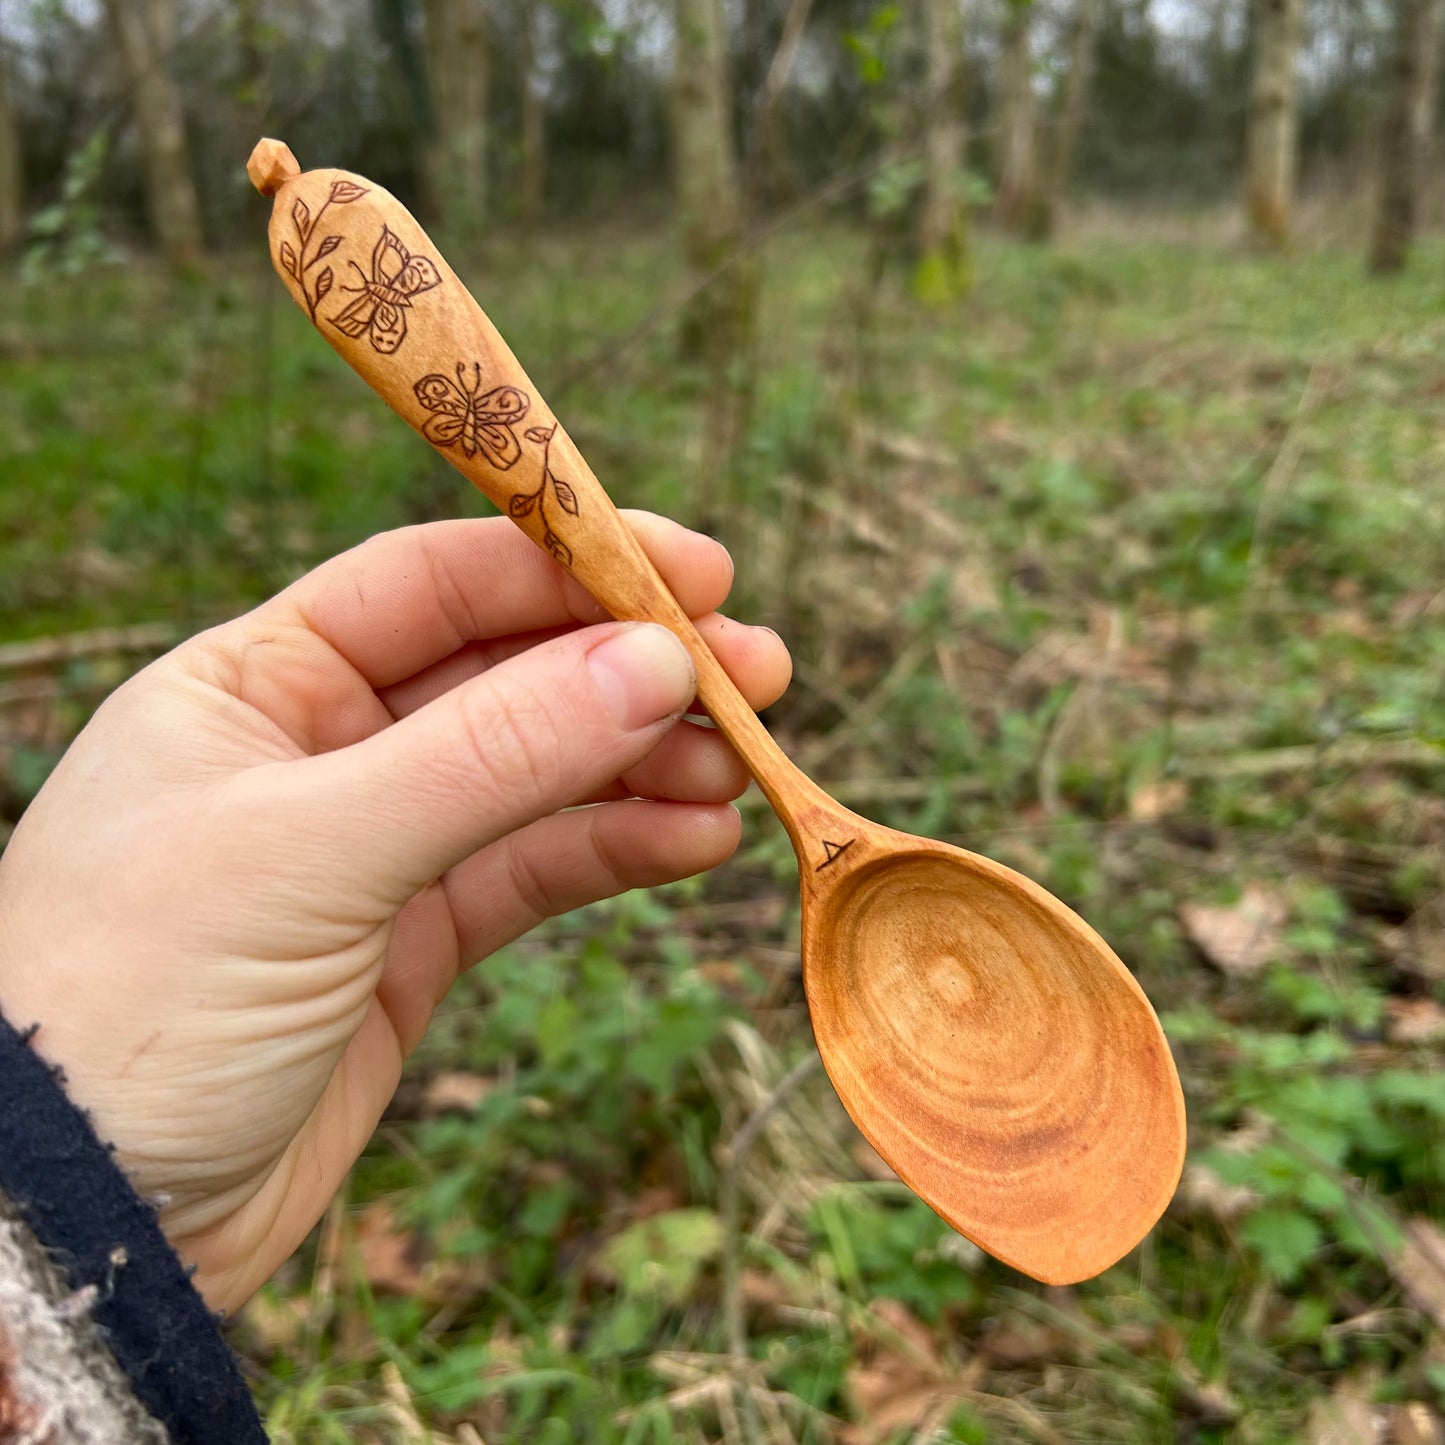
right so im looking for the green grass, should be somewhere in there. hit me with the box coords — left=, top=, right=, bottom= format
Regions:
left=2, top=222, right=1443, bottom=1442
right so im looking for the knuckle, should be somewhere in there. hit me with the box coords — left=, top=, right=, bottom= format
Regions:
left=504, top=839, right=555, bottom=926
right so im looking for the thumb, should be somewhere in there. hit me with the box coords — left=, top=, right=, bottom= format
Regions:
left=272, top=622, right=696, bottom=905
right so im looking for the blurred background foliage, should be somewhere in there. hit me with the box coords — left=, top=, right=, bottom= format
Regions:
left=1, top=0, right=1444, bottom=1441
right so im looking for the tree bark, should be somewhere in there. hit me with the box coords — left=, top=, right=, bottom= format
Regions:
left=670, top=0, right=757, bottom=513
left=751, top=0, right=814, bottom=208
left=0, top=38, right=22, bottom=253
left=101, top=0, right=205, bottom=268
left=519, top=0, right=546, bottom=221
left=670, top=0, right=752, bottom=362
left=1244, top=0, right=1305, bottom=250
left=994, top=0, right=1039, bottom=234
left=1369, top=0, right=1443, bottom=274
left=914, top=0, right=969, bottom=299
left=420, top=0, right=489, bottom=235
left=1039, top=0, right=1103, bottom=236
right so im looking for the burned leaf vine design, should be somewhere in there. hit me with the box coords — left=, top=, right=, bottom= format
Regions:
left=509, top=423, right=579, bottom=568
left=277, top=177, right=369, bottom=325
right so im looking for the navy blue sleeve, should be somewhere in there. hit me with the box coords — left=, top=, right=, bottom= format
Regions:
left=0, top=1010, right=268, bottom=1444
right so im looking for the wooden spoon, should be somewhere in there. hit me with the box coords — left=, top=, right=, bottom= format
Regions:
left=248, top=139, right=1186, bottom=1285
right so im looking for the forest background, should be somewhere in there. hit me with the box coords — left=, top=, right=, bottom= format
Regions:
left=1, top=1, right=1444, bottom=1441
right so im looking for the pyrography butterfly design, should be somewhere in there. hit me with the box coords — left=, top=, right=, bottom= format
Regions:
left=415, top=362, right=581, bottom=567
left=414, top=362, right=530, bottom=470
left=330, top=225, right=442, bottom=354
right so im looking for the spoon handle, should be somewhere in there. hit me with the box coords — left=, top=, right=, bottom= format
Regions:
left=248, top=139, right=827, bottom=832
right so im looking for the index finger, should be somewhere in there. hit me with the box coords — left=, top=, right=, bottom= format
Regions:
left=262, top=511, right=737, bottom=690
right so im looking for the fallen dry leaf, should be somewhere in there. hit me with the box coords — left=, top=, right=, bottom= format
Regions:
left=236, top=1291, right=311, bottom=1355
left=1129, top=777, right=1188, bottom=822
left=422, top=1071, right=494, bottom=1115
left=1390, top=1218, right=1445, bottom=1331
left=1309, top=1377, right=1386, bottom=1445
left=1174, top=1162, right=1261, bottom=1223
left=1387, top=1403, right=1445, bottom=1445
left=841, top=1299, right=982, bottom=1445
left=1180, top=884, right=1288, bottom=976
left=1384, top=997, right=1445, bottom=1045
left=1382, top=898, right=1445, bottom=982
left=738, top=1268, right=795, bottom=1312
left=353, top=1201, right=424, bottom=1296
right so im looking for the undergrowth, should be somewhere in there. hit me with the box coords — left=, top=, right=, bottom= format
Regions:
left=1, top=223, right=1442, bottom=1443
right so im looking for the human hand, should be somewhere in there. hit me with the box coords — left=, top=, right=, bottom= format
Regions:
left=0, top=514, right=790, bottom=1315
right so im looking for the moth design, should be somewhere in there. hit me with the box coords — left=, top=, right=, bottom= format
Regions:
left=414, top=363, right=530, bottom=470
left=331, top=225, right=443, bottom=354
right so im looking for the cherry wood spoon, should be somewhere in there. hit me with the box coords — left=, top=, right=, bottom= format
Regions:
left=248, top=139, right=1186, bottom=1284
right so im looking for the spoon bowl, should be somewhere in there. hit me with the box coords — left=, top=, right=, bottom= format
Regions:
left=801, top=823, right=1184, bottom=1282
left=250, top=137, right=1188, bottom=1283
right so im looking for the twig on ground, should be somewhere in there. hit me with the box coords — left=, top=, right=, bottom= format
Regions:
left=0, top=623, right=182, bottom=673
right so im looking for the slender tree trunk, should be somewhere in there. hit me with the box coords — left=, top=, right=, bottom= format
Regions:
left=420, top=0, right=489, bottom=235
left=914, top=0, right=969, bottom=300
left=519, top=1, right=546, bottom=221
left=670, top=0, right=757, bottom=513
left=0, top=39, right=22, bottom=253
left=995, top=0, right=1039, bottom=234
left=671, top=0, right=751, bottom=361
left=1370, top=0, right=1443, bottom=274
left=102, top=0, right=205, bottom=268
left=1039, top=0, right=1103, bottom=236
left=1244, top=0, right=1305, bottom=250
left=751, top=0, right=814, bottom=208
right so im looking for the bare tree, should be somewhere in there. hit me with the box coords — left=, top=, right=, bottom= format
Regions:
left=995, top=0, right=1039, bottom=234
left=1244, top=0, right=1305, bottom=249
left=914, top=0, right=969, bottom=298
left=1038, top=0, right=1103, bottom=236
left=420, top=0, right=489, bottom=234
left=1369, top=0, right=1443, bottom=273
left=0, top=34, right=21, bottom=253
left=101, top=0, right=205, bottom=267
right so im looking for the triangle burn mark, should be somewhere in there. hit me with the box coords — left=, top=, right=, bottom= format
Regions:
left=817, top=839, right=855, bottom=871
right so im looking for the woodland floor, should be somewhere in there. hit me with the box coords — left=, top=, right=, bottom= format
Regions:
left=1, top=221, right=1443, bottom=1444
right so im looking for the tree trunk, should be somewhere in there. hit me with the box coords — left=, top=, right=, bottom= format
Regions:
left=101, top=0, right=205, bottom=268
left=519, top=1, right=546, bottom=221
left=420, top=0, right=489, bottom=236
left=1369, top=0, right=1443, bottom=274
left=1039, top=0, right=1103, bottom=236
left=751, top=0, right=814, bottom=208
left=914, top=0, right=969, bottom=300
left=994, top=1, right=1039, bottom=234
left=670, top=0, right=757, bottom=514
left=670, top=0, right=751, bottom=362
left=0, top=38, right=22, bottom=253
left=1244, top=0, right=1305, bottom=250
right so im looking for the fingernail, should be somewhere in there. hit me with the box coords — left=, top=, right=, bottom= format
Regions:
left=587, top=624, right=696, bottom=731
